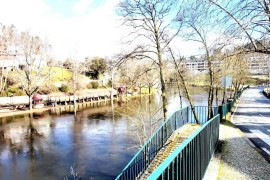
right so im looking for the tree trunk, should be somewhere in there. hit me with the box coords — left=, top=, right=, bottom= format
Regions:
left=215, top=86, right=219, bottom=106
left=29, top=94, right=33, bottom=110
left=207, top=53, right=214, bottom=119
left=222, top=84, right=226, bottom=104
left=155, top=32, right=168, bottom=121
left=73, top=94, right=77, bottom=116
left=170, top=49, right=200, bottom=124
left=176, top=80, right=183, bottom=109
left=208, top=85, right=214, bottom=119
left=180, top=75, right=199, bottom=122
left=111, top=69, right=114, bottom=107
left=182, top=79, right=200, bottom=124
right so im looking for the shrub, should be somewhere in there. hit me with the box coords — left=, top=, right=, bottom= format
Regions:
left=87, top=83, right=93, bottom=89
left=91, top=82, right=99, bottom=89
left=6, top=76, right=17, bottom=86
left=107, top=80, right=112, bottom=87
left=37, top=86, right=51, bottom=94
left=6, top=86, right=25, bottom=96
left=38, top=85, right=58, bottom=94
left=59, top=84, right=69, bottom=93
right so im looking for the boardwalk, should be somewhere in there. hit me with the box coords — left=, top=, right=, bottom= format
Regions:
left=232, top=86, right=270, bottom=160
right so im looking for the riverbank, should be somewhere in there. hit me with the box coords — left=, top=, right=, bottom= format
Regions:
left=0, top=92, right=155, bottom=118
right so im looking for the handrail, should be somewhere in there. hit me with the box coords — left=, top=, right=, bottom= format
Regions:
left=115, top=106, right=215, bottom=180
left=115, top=106, right=190, bottom=180
left=147, top=114, right=220, bottom=180
left=116, top=88, right=245, bottom=180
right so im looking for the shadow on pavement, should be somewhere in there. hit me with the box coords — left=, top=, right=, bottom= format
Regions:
left=211, top=121, right=270, bottom=179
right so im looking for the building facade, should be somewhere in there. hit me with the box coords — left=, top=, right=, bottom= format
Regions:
left=184, top=54, right=269, bottom=75
left=245, top=53, right=269, bottom=75
left=0, top=46, right=20, bottom=69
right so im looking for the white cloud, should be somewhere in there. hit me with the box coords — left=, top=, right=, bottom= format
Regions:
left=0, top=0, right=201, bottom=61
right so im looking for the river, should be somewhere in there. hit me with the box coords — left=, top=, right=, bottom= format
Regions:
left=0, top=87, right=220, bottom=179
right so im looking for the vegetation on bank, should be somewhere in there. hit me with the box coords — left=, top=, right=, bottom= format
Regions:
left=246, top=76, right=269, bottom=85
left=0, top=65, right=158, bottom=97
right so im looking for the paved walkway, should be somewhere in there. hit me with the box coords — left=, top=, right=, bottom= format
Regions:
left=205, top=87, right=270, bottom=179
left=205, top=122, right=270, bottom=179
left=232, top=87, right=270, bottom=158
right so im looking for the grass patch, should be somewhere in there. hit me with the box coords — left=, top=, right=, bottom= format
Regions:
left=246, top=76, right=269, bottom=85
left=46, top=67, right=72, bottom=82
left=139, top=87, right=158, bottom=94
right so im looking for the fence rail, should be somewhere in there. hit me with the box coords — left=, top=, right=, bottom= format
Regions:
left=147, top=114, right=220, bottom=180
left=116, top=89, right=245, bottom=180
left=115, top=106, right=219, bottom=180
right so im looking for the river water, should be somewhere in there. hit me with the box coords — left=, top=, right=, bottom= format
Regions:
left=0, top=88, right=216, bottom=179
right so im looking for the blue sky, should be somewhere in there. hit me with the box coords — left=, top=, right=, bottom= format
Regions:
left=46, top=0, right=107, bottom=17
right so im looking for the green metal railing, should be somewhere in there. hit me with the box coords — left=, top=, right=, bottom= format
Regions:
left=147, top=114, right=220, bottom=180
left=116, top=89, right=245, bottom=180
left=115, top=106, right=218, bottom=180
left=218, top=90, right=243, bottom=119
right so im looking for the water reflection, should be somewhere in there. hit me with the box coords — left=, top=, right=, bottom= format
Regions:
left=0, top=87, right=221, bottom=179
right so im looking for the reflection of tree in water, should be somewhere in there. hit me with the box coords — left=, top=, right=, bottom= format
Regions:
left=0, top=113, right=45, bottom=160
left=0, top=130, right=5, bottom=142
left=24, top=113, right=44, bottom=159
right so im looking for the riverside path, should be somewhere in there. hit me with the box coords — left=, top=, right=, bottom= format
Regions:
left=232, top=86, right=270, bottom=161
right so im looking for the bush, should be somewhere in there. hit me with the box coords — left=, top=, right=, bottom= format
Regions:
left=107, top=80, right=112, bottom=87
left=6, top=76, right=17, bottom=86
left=91, top=82, right=99, bottom=89
left=86, top=82, right=100, bottom=89
left=6, top=86, right=25, bottom=96
left=38, top=85, right=58, bottom=94
left=87, top=83, right=93, bottom=89
left=59, top=84, right=69, bottom=93
left=37, top=86, right=51, bottom=94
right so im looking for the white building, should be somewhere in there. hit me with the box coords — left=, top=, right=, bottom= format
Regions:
left=184, top=54, right=269, bottom=75
left=0, top=46, right=20, bottom=69
left=185, top=58, right=208, bottom=72
left=245, top=53, right=269, bottom=75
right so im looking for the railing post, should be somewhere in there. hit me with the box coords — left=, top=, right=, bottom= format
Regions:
left=218, top=105, right=223, bottom=120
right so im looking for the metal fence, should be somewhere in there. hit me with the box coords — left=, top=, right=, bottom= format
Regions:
left=218, top=90, right=243, bottom=119
left=115, top=106, right=218, bottom=180
left=188, top=106, right=218, bottom=124
left=147, top=114, right=220, bottom=180
left=116, top=89, right=244, bottom=180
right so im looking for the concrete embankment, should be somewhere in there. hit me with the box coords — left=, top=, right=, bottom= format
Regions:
left=0, top=89, right=154, bottom=118
left=0, top=89, right=117, bottom=107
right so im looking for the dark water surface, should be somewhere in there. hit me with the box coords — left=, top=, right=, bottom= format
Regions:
left=0, top=88, right=213, bottom=179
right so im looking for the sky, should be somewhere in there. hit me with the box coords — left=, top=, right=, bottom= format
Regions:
left=0, top=0, right=200, bottom=61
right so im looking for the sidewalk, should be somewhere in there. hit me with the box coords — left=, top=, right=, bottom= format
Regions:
left=205, top=121, right=270, bottom=179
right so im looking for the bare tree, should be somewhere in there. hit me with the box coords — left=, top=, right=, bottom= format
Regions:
left=118, top=0, right=182, bottom=120
left=119, top=102, right=162, bottom=148
left=17, top=31, right=51, bottom=110
left=106, top=57, right=120, bottom=107
left=139, top=63, right=159, bottom=95
left=123, top=60, right=158, bottom=95
left=168, top=48, right=200, bottom=124
left=227, top=53, right=249, bottom=95
left=180, top=1, right=218, bottom=118
left=69, top=58, right=85, bottom=115
left=0, top=68, right=8, bottom=95
left=208, top=0, right=270, bottom=54
left=0, top=24, right=16, bottom=95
